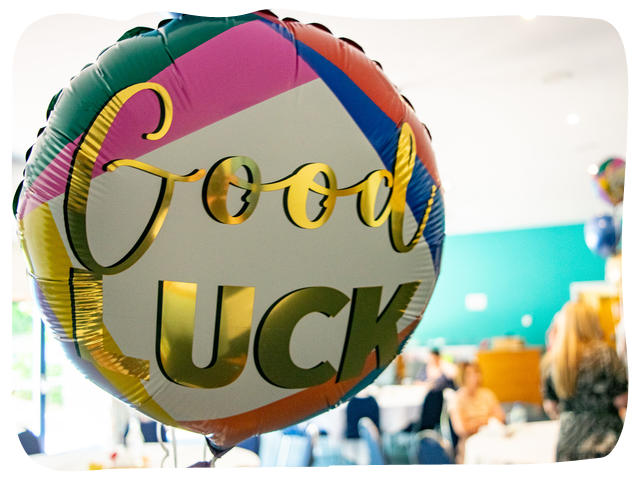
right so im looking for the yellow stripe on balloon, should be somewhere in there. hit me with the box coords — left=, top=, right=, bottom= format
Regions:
left=67, top=269, right=175, bottom=424
left=18, top=202, right=176, bottom=426
left=19, top=202, right=71, bottom=279
left=19, top=203, right=76, bottom=341
left=90, top=363, right=177, bottom=426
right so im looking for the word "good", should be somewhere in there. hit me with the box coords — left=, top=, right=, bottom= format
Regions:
left=64, top=82, right=437, bottom=276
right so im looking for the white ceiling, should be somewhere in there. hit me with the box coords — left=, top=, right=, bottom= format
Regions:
left=273, top=11, right=628, bottom=234
left=11, top=11, right=626, bottom=238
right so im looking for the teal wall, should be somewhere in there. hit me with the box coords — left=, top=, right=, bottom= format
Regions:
left=411, top=223, right=606, bottom=347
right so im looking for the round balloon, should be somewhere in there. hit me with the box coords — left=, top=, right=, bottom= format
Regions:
left=592, top=157, right=625, bottom=205
left=14, top=11, right=444, bottom=448
left=584, top=215, right=621, bottom=258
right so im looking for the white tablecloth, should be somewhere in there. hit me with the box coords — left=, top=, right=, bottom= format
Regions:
left=30, top=443, right=260, bottom=470
left=464, top=420, right=560, bottom=464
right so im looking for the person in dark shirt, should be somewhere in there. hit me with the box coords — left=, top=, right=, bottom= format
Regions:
left=413, top=349, right=456, bottom=432
left=415, top=348, right=456, bottom=391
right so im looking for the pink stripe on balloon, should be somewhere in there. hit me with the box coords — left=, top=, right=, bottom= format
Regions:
left=20, top=20, right=318, bottom=218
left=19, top=141, right=79, bottom=219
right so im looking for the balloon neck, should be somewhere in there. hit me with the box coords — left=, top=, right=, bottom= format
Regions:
left=205, top=436, right=233, bottom=466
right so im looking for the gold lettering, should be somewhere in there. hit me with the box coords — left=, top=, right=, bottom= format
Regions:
left=389, top=123, right=436, bottom=253
left=200, top=124, right=437, bottom=253
left=156, top=281, right=253, bottom=389
left=153, top=281, right=420, bottom=390
left=337, top=281, right=421, bottom=382
left=64, top=82, right=207, bottom=275
left=282, top=163, right=338, bottom=229
left=357, top=170, right=394, bottom=228
left=202, top=156, right=262, bottom=224
left=254, top=287, right=349, bottom=388
left=74, top=82, right=438, bottom=277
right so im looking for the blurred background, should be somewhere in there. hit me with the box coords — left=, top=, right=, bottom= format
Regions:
left=10, top=9, right=627, bottom=468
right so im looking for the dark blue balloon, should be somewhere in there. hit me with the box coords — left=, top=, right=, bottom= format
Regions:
left=584, top=215, right=621, bottom=257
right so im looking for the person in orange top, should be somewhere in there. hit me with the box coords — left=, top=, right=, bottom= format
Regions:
left=448, top=361, right=505, bottom=462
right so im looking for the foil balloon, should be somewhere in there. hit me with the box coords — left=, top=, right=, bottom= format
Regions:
left=592, top=157, right=625, bottom=205
left=584, top=215, right=621, bottom=258
left=14, top=11, right=445, bottom=448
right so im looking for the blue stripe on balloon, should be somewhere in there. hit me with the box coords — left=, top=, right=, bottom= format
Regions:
left=259, top=18, right=444, bottom=273
left=425, top=191, right=445, bottom=276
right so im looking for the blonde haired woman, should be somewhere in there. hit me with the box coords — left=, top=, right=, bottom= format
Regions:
left=542, top=301, right=627, bottom=461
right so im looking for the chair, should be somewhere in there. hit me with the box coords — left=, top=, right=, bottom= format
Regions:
left=305, top=421, right=355, bottom=466
left=237, top=435, right=260, bottom=455
left=18, top=429, right=42, bottom=455
left=258, top=431, right=283, bottom=467
left=258, top=427, right=313, bottom=467
left=439, top=388, right=458, bottom=452
left=418, top=389, right=445, bottom=431
left=346, top=395, right=380, bottom=439
left=123, top=420, right=167, bottom=443
left=141, top=420, right=168, bottom=442
left=385, top=388, right=454, bottom=466
left=278, top=433, right=313, bottom=467
left=311, top=436, right=355, bottom=466
left=357, top=417, right=385, bottom=465
left=410, top=430, right=454, bottom=465
left=406, top=388, right=455, bottom=465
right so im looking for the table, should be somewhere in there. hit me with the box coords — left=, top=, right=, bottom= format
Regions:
left=304, top=384, right=428, bottom=465
left=464, top=420, right=560, bottom=464
left=29, top=443, right=260, bottom=470
left=376, top=384, right=430, bottom=432
left=308, top=384, right=429, bottom=438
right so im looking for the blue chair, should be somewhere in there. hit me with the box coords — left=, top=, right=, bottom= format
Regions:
left=346, top=396, right=380, bottom=439
left=258, top=431, right=283, bottom=467
left=123, top=420, right=167, bottom=443
left=439, top=388, right=459, bottom=453
left=301, top=422, right=354, bottom=466
left=258, top=428, right=313, bottom=467
left=237, top=435, right=260, bottom=455
left=279, top=433, right=313, bottom=467
left=411, top=430, right=454, bottom=464
left=357, top=417, right=385, bottom=465
left=141, top=420, right=168, bottom=442
left=418, top=389, right=444, bottom=431
left=311, top=436, right=355, bottom=466
left=18, top=429, right=42, bottom=455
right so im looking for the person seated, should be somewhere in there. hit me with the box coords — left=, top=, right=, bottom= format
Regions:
left=400, top=349, right=456, bottom=433
left=448, top=361, right=505, bottom=462
left=415, top=348, right=456, bottom=391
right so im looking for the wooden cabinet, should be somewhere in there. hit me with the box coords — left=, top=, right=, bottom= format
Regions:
left=477, top=348, right=542, bottom=405
left=570, top=281, right=621, bottom=349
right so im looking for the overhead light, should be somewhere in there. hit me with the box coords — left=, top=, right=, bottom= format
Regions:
left=521, top=14, right=537, bottom=21
left=521, top=314, right=533, bottom=328
left=566, top=113, right=580, bottom=125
